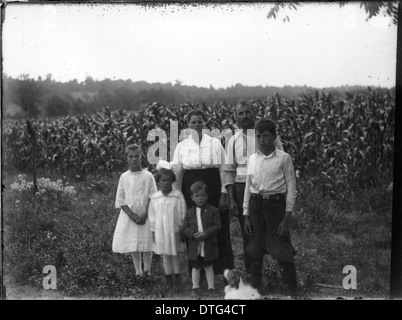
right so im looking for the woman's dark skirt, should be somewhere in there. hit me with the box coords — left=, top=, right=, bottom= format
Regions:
left=182, top=168, right=234, bottom=274
left=246, top=194, right=296, bottom=263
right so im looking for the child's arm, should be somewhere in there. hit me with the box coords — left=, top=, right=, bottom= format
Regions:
left=138, top=174, right=157, bottom=225
left=194, top=207, right=221, bottom=241
left=181, top=212, right=195, bottom=239
left=121, top=205, right=141, bottom=223
left=243, top=158, right=254, bottom=235
left=115, top=175, right=126, bottom=209
left=278, top=154, right=297, bottom=237
left=116, top=175, right=140, bottom=223
left=283, top=154, right=296, bottom=213
left=138, top=198, right=151, bottom=225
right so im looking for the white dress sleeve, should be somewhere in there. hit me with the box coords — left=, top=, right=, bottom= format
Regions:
left=115, top=174, right=126, bottom=209
left=171, top=142, right=184, bottom=191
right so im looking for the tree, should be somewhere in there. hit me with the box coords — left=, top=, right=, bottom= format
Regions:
left=45, top=94, right=73, bottom=117
left=267, top=1, right=398, bottom=25
left=16, top=75, right=43, bottom=118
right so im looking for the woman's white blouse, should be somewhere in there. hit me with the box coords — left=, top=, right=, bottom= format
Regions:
left=171, top=133, right=227, bottom=193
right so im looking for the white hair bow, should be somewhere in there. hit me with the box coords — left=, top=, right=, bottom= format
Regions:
left=156, top=160, right=172, bottom=171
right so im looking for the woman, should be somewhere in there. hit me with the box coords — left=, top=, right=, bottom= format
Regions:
left=172, top=109, right=234, bottom=276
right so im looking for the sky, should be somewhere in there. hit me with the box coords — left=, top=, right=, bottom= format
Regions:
left=2, top=2, right=397, bottom=89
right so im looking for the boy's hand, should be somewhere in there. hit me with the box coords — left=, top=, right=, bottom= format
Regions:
left=278, top=212, right=292, bottom=238
left=194, top=232, right=207, bottom=241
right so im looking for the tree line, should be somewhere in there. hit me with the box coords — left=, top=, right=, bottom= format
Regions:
left=2, top=74, right=393, bottom=119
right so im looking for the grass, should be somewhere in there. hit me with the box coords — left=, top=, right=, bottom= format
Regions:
left=2, top=169, right=393, bottom=299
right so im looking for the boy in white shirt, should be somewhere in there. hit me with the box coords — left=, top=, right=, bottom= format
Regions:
left=243, top=118, right=298, bottom=297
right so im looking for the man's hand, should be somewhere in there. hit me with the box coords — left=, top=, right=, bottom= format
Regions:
left=244, top=216, right=253, bottom=235
left=228, top=199, right=239, bottom=217
left=219, top=193, right=229, bottom=212
left=226, top=185, right=239, bottom=217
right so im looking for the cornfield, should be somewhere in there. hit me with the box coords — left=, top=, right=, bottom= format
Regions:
left=2, top=90, right=394, bottom=199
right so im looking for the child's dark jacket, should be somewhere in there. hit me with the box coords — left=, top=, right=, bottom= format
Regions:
left=181, top=204, right=221, bottom=261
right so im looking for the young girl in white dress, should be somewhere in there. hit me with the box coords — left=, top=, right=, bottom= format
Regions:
left=113, top=144, right=157, bottom=276
left=148, top=160, right=187, bottom=289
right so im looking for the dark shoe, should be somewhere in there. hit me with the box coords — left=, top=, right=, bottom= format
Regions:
left=207, top=288, right=216, bottom=296
left=250, top=258, right=263, bottom=281
left=165, top=274, right=173, bottom=289
left=278, top=261, right=297, bottom=299
left=172, top=274, right=181, bottom=293
left=287, top=287, right=298, bottom=299
left=191, top=288, right=200, bottom=298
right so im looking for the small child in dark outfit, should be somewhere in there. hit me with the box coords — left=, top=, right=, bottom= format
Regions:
left=181, top=181, right=221, bottom=298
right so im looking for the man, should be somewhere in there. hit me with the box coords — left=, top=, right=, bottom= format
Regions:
left=224, top=99, right=283, bottom=274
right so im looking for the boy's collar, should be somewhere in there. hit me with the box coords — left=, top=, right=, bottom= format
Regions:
left=194, top=204, right=208, bottom=210
left=257, top=147, right=278, bottom=157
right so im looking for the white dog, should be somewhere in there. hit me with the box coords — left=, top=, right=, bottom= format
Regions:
left=223, top=269, right=261, bottom=300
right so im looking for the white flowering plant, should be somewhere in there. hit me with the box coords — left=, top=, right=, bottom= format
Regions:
left=10, top=174, right=77, bottom=198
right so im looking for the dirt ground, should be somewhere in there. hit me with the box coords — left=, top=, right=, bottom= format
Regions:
left=3, top=273, right=90, bottom=300
left=3, top=271, right=370, bottom=300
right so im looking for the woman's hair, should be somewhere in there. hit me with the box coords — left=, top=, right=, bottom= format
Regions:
left=255, top=118, right=277, bottom=136
left=187, top=109, right=206, bottom=123
left=190, top=180, right=209, bottom=196
left=125, top=144, right=141, bottom=154
left=155, top=168, right=176, bottom=183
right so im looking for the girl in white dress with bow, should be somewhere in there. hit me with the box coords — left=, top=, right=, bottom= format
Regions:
left=149, top=160, right=187, bottom=289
